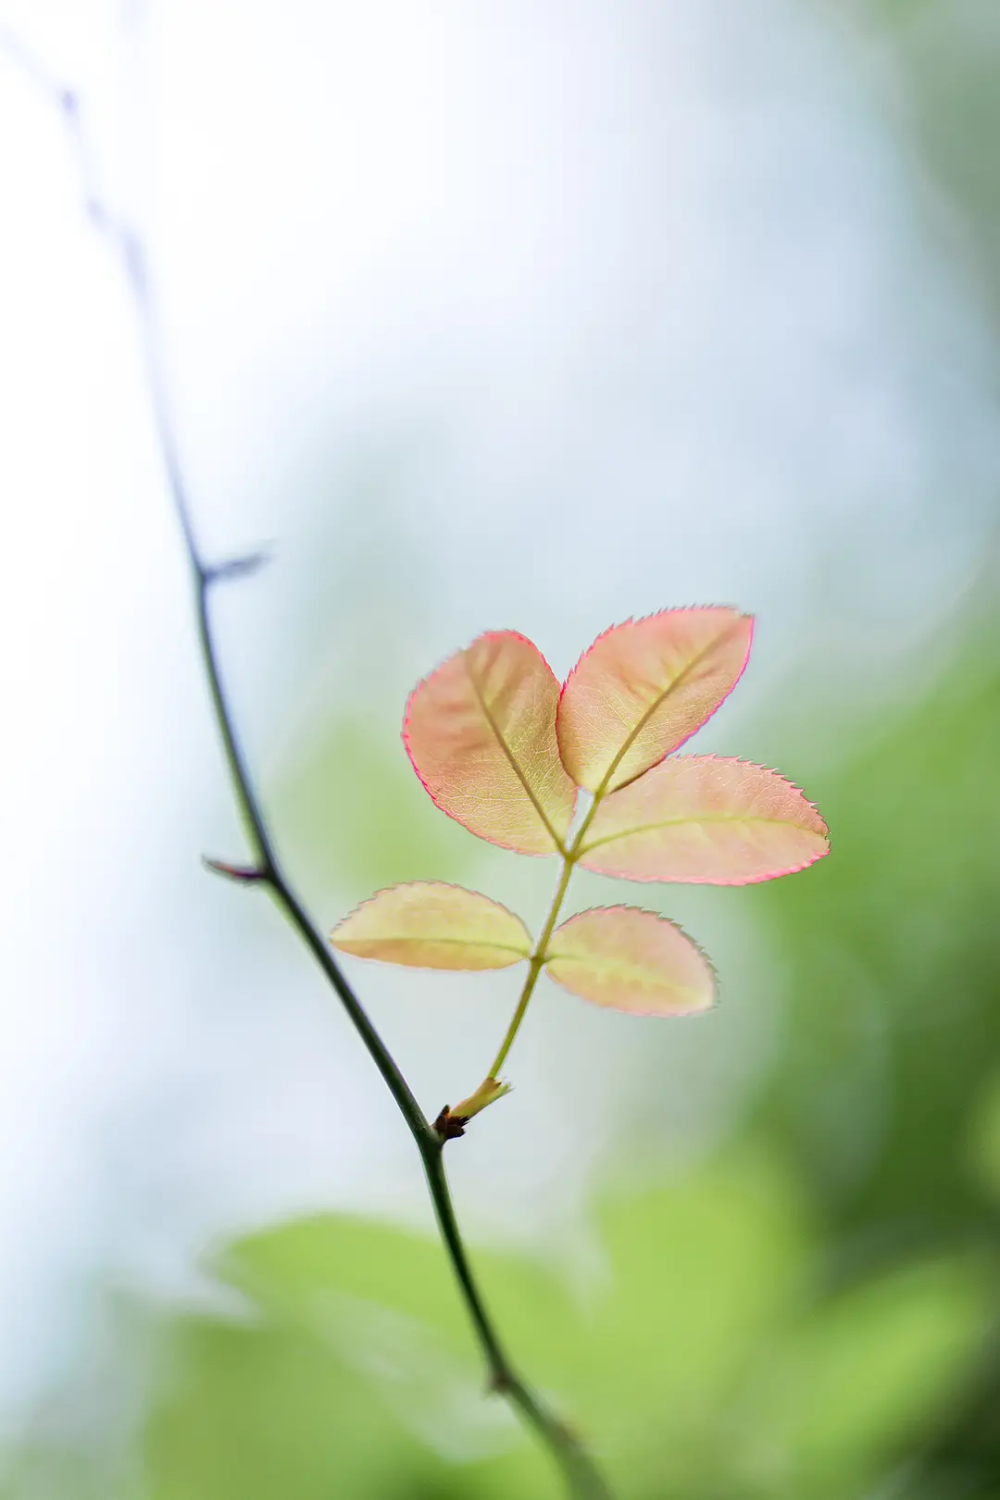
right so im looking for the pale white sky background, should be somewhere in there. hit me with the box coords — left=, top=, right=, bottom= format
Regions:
left=1, top=0, right=998, bottom=1433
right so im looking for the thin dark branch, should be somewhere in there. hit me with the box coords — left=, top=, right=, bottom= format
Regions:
left=422, top=1149, right=612, bottom=1500
left=120, top=222, right=432, bottom=1132
left=2, top=36, right=613, bottom=1500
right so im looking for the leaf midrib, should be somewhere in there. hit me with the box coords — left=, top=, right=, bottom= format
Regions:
left=547, top=953, right=700, bottom=990
left=465, top=650, right=566, bottom=852
left=595, top=618, right=746, bottom=796
left=581, top=811, right=820, bottom=854
left=345, top=936, right=531, bottom=955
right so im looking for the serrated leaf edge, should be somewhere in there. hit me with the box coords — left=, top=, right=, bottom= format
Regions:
left=401, top=629, right=570, bottom=857
left=543, top=902, right=719, bottom=1014
left=556, top=607, right=755, bottom=788
left=577, top=753, right=831, bottom=886
left=330, top=880, right=534, bottom=958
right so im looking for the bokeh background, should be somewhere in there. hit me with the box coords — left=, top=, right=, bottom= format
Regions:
left=2, top=1, right=1000, bottom=1495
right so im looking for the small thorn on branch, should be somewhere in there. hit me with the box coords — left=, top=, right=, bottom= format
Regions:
left=202, top=856, right=267, bottom=885
left=205, top=548, right=272, bottom=585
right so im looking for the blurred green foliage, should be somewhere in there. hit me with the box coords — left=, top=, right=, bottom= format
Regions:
left=872, top=0, right=1000, bottom=329
left=276, top=711, right=478, bottom=897
left=7, top=592, right=993, bottom=1499
left=8, top=5, right=1000, bottom=1497
left=755, top=605, right=1000, bottom=1244
left=141, top=1149, right=992, bottom=1500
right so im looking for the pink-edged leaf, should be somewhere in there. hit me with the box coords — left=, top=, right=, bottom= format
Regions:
left=330, top=882, right=532, bottom=970
left=545, top=906, right=715, bottom=1016
left=404, top=631, right=577, bottom=855
left=557, top=608, right=754, bottom=793
left=578, top=755, right=829, bottom=885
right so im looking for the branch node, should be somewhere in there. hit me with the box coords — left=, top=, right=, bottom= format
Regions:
left=433, top=1077, right=515, bottom=1140
left=433, top=1106, right=469, bottom=1141
left=202, top=855, right=268, bottom=885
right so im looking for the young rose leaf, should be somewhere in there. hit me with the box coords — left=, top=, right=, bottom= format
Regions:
left=330, top=882, right=532, bottom=970
left=404, top=631, right=577, bottom=855
left=557, top=608, right=753, bottom=794
left=578, top=755, right=829, bottom=885
left=545, top=906, right=715, bottom=1016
